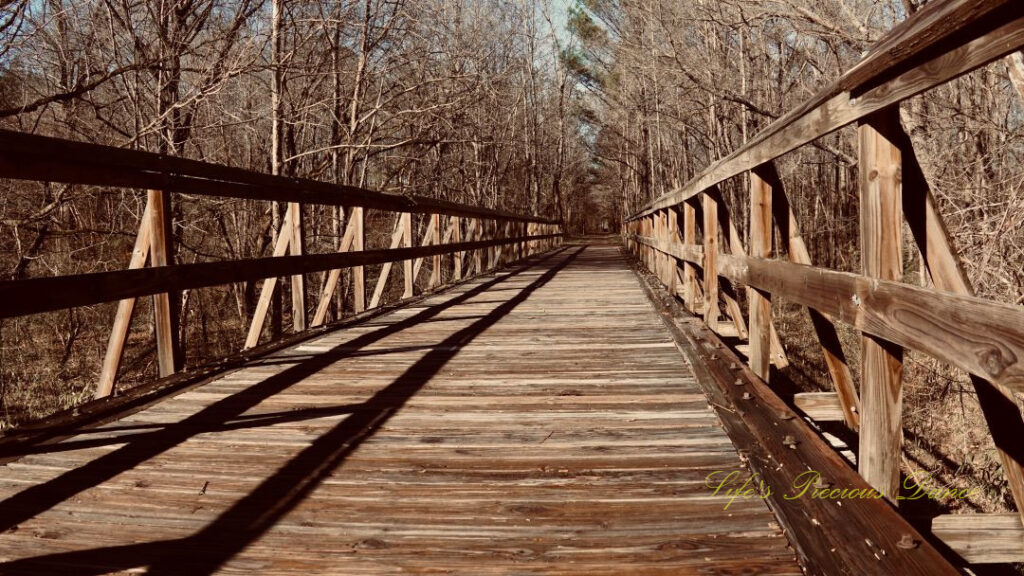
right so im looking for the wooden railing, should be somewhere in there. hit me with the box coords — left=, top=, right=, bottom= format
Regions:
left=625, top=0, right=1024, bottom=562
left=0, top=129, right=562, bottom=398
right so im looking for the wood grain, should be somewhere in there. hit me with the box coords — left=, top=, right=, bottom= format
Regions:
left=858, top=110, right=904, bottom=504
left=0, top=234, right=560, bottom=319
left=0, top=245, right=800, bottom=575
left=628, top=252, right=961, bottom=576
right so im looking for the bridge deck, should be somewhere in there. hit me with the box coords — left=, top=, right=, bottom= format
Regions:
left=0, top=245, right=799, bottom=575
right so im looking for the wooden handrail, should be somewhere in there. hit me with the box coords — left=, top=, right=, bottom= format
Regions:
left=0, top=234, right=560, bottom=319
left=622, top=0, right=1024, bottom=554
left=0, top=127, right=563, bottom=398
left=0, top=129, right=558, bottom=224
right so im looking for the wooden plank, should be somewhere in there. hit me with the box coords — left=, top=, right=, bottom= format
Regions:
left=931, top=513, right=1024, bottom=563
left=748, top=172, right=772, bottom=380
left=793, top=392, right=845, bottom=422
left=0, top=246, right=803, bottom=575
left=0, top=233, right=560, bottom=319
left=244, top=206, right=294, bottom=349
left=702, top=192, right=719, bottom=325
left=765, top=163, right=860, bottom=430
left=148, top=189, right=180, bottom=376
left=0, top=130, right=558, bottom=225
left=629, top=2, right=1024, bottom=220
left=714, top=253, right=1024, bottom=393
left=95, top=202, right=152, bottom=399
left=629, top=253, right=961, bottom=576
left=858, top=108, right=904, bottom=504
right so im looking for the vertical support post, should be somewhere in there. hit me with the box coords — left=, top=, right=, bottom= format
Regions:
left=289, top=202, right=306, bottom=332
left=452, top=216, right=463, bottom=281
left=858, top=108, right=904, bottom=503
left=430, top=213, right=441, bottom=288
left=749, top=170, right=773, bottom=381
left=352, top=206, right=365, bottom=313
left=473, top=219, right=483, bottom=274
left=702, top=191, right=719, bottom=326
left=683, top=199, right=698, bottom=314
left=148, top=189, right=181, bottom=376
left=667, top=208, right=679, bottom=295
left=402, top=212, right=413, bottom=298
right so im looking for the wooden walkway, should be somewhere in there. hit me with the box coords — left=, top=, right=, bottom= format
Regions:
left=0, top=245, right=799, bottom=575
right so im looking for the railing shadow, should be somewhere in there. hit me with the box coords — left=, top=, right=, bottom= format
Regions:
left=0, top=245, right=583, bottom=575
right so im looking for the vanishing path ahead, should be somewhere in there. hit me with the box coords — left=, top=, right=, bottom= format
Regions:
left=0, top=245, right=798, bottom=575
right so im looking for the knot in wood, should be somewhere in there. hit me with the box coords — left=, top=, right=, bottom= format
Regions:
left=979, top=347, right=1012, bottom=379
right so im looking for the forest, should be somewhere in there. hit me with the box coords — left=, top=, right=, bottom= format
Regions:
left=1, top=0, right=1022, bottom=526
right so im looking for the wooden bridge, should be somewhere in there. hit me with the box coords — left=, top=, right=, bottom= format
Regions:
left=1, top=1, right=1023, bottom=573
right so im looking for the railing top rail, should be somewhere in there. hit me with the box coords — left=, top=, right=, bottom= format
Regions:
left=627, top=0, right=1022, bottom=221
left=0, top=128, right=559, bottom=225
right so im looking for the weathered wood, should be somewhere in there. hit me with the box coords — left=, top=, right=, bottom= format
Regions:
left=0, top=232, right=559, bottom=320
left=701, top=192, right=719, bottom=325
left=682, top=200, right=698, bottom=313
left=402, top=212, right=413, bottom=298
left=748, top=172, right=772, bottom=380
left=289, top=202, right=306, bottom=332
left=858, top=108, right=904, bottom=504
left=896, top=121, right=1024, bottom=530
left=931, top=513, right=1024, bottom=563
left=452, top=216, right=462, bottom=281
left=352, top=207, right=365, bottom=313
left=629, top=252, right=961, bottom=576
left=714, top=253, right=1024, bottom=393
left=0, top=246, right=802, bottom=575
left=0, top=130, right=558, bottom=226
left=793, top=392, right=845, bottom=422
left=765, top=164, right=860, bottom=430
left=630, top=1, right=1024, bottom=220
left=96, top=203, right=153, bottom=399
left=148, top=189, right=180, bottom=376
left=709, top=189, right=785, bottom=365
left=469, top=219, right=482, bottom=276
left=245, top=206, right=294, bottom=349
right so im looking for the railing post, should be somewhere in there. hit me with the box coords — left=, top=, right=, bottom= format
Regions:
left=402, top=212, right=413, bottom=298
left=858, top=107, right=904, bottom=503
left=749, top=170, right=773, bottom=381
left=683, top=199, right=698, bottom=314
left=702, top=191, right=719, bottom=325
left=289, top=201, right=306, bottom=331
left=352, top=207, right=365, bottom=313
left=430, top=213, right=441, bottom=288
left=473, top=218, right=483, bottom=274
left=148, top=189, right=182, bottom=376
left=667, top=208, right=678, bottom=296
left=453, top=216, right=463, bottom=281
